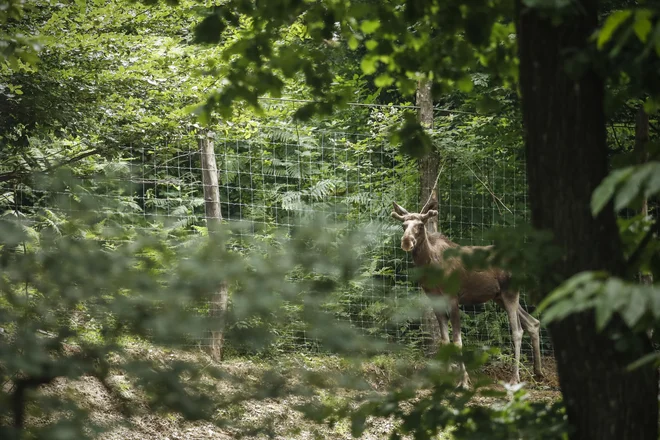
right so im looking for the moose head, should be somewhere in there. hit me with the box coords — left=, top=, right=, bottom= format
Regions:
left=391, top=198, right=438, bottom=252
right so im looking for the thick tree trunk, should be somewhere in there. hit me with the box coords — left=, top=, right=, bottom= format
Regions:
left=417, top=79, right=442, bottom=353
left=199, top=132, right=229, bottom=361
left=515, top=1, right=658, bottom=438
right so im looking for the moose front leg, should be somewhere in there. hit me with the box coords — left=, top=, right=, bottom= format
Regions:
left=449, top=297, right=470, bottom=389
left=431, top=294, right=450, bottom=345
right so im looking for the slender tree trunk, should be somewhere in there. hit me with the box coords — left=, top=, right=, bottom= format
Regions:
left=635, top=106, right=654, bottom=285
left=199, top=132, right=229, bottom=361
left=417, top=79, right=442, bottom=353
left=515, top=1, right=658, bottom=438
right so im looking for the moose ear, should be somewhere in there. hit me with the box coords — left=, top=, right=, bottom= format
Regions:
left=421, top=209, right=438, bottom=221
left=420, top=198, right=438, bottom=214
left=391, top=211, right=405, bottom=221
left=392, top=202, right=409, bottom=216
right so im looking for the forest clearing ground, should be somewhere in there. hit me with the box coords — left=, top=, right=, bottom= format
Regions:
left=37, top=341, right=560, bottom=440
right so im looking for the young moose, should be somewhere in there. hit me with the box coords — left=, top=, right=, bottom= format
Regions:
left=391, top=199, right=543, bottom=387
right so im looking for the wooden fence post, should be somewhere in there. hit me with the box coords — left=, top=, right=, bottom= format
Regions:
left=199, top=131, right=229, bottom=361
left=417, top=79, right=442, bottom=353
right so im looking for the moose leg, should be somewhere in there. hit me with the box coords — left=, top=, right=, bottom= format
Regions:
left=434, top=310, right=450, bottom=345
left=431, top=295, right=450, bottom=345
left=501, top=293, right=523, bottom=384
left=517, top=306, right=543, bottom=379
left=449, top=297, right=470, bottom=388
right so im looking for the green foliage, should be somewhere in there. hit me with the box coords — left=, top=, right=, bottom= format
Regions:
left=0, top=173, right=400, bottom=437
left=11, top=0, right=660, bottom=437
left=129, top=0, right=520, bottom=154
left=536, top=270, right=660, bottom=371
left=592, top=162, right=660, bottom=214
left=0, top=0, right=43, bottom=68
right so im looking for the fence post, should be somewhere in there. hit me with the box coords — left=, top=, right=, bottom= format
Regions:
left=199, top=131, right=229, bottom=361
left=417, top=79, right=442, bottom=353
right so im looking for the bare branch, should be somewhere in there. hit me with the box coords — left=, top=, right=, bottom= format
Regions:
left=465, top=162, right=513, bottom=215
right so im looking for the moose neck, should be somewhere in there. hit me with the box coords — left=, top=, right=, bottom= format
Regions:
left=411, top=230, right=433, bottom=266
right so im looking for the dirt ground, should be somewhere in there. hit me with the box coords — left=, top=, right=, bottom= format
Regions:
left=36, top=346, right=561, bottom=440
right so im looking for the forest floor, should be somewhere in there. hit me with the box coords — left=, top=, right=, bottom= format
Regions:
left=39, top=342, right=561, bottom=440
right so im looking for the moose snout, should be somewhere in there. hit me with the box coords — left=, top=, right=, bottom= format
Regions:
left=401, top=237, right=416, bottom=252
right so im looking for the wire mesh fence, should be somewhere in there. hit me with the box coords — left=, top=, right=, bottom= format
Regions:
left=6, top=119, right=553, bottom=358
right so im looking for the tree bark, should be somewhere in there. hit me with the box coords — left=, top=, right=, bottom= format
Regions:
left=199, top=132, right=229, bottom=361
left=417, top=79, right=442, bottom=353
left=515, top=1, right=658, bottom=438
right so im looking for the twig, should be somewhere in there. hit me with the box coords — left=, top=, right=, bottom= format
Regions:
left=609, top=122, right=624, bottom=151
left=421, top=161, right=445, bottom=212
left=0, top=148, right=102, bottom=183
left=465, top=162, right=513, bottom=215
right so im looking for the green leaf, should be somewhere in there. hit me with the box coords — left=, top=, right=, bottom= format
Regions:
left=633, top=10, right=653, bottom=43
left=627, top=352, right=660, bottom=371
left=649, top=287, right=660, bottom=319
left=365, top=39, right=378, bottom=50
left=457, top=76, right=473, bottom=93
left=360, top=57, right=378, bottom=75
left=360, top=20, right=381, bottom=34
left=537, top=271, right=606, bottom=315
left=643, top=163, right=660, bottom=199
left=591, top=167, right=633, bottom=215
left=348, top=35, right=359, bottom=50
left=595, top=280, right=621, bottom=331
left=613, top=164, right=654, bottom=211
left=598, top=10, right=633, bottom=49
left=374, top=74, right=393, bottom=87
left=643, top=98, right=660, bottom=114
left=621, top=287, right=649, bottom=328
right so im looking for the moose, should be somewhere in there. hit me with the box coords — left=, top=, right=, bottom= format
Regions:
left=391, top=197, right=543, bottom=387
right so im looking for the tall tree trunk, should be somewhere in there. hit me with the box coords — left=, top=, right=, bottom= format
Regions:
left=635, top=105, right=650, bottom=219
left=416, top=79, right=442, bottom=353
left=635, top=106, right=654, bottom=285
left=515, top=1, right=658, bottom=438
left=199, top=132, right=229, bottom=361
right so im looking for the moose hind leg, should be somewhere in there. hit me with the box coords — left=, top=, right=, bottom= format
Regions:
left=518, top=306, right=543, bottom=379
left=501, top=293, right=523, bottom=384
